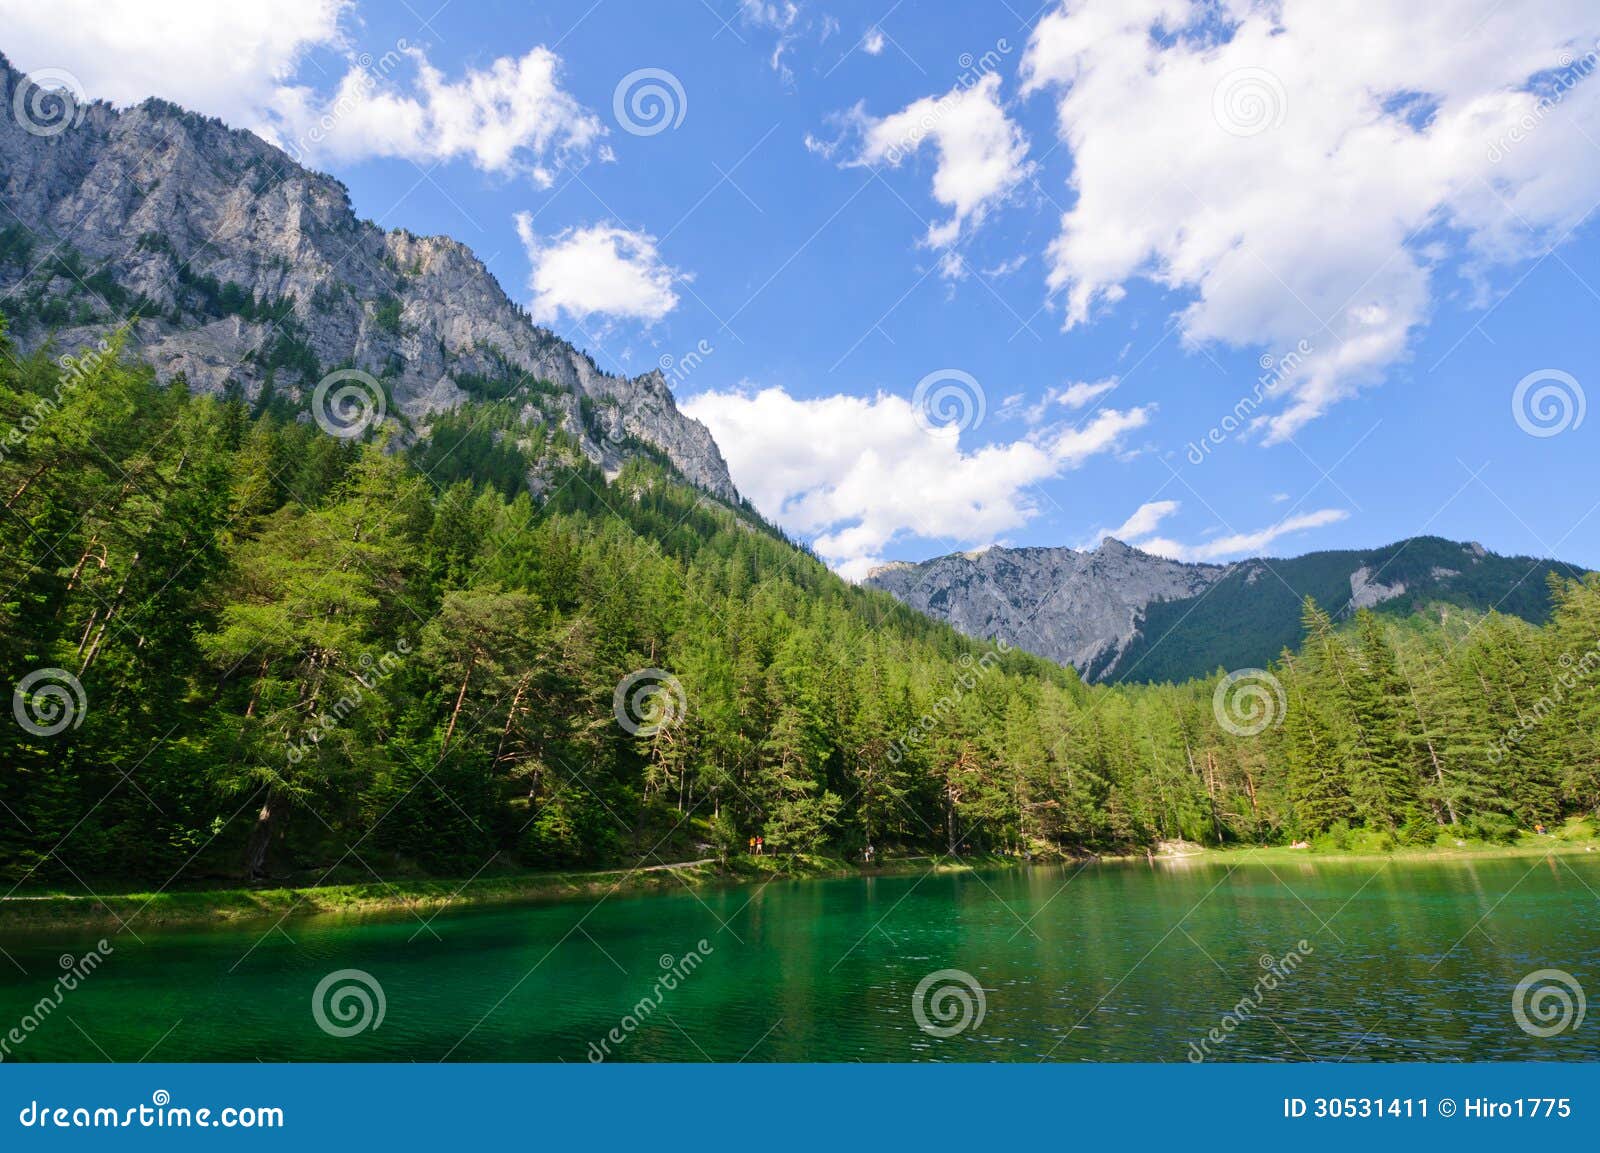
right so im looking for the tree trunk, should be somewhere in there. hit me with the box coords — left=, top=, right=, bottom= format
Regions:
left=5, top=460, right=50, bottom=509
left=244, top=658, right=269, bottom=718
left=1204, top=749, right=1222, bottom=841
left=1396, top=656, right=1458, bottom=826
left=494, top=674, right=530, bottom=764
left=245, top=794, right=275, bottom=880
left=945, top=779, right=959, bottom=855
left=438, top=651, right=478, bottom=761
left=81, top=550, right=140, bottom=672
left=65, top=538, right=106, bottom=592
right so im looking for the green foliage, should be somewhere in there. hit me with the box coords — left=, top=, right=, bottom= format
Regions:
left=0, top=224, right=36, bottom=266
left=261, top=332, right=322, bottom=382
left=371, top=297, right=404, bottom=335
left=408, top=403, right=530, bottom=497
left=1, top=329, right=1598, bottom=887
left=173, top=264, right=297, bottom=325
left=1110, top=537, right=1580, bottom=683
left=0, top=241, right=157, bottom=331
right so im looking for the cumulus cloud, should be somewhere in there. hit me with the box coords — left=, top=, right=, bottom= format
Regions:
left=0, top=0, right=603, bottom=184
left=268, top=45, right=602, bottom=184
left=0, top=0, right=346, bottom=126
left=862, top=27, right=886, bottom=56
left=515, top=217, right=680, bottom=324
left=1023, top=0, right=1600, bottom=440
left=825, top=72, right=1032, bottom=266
left=683, top=386, right=1150, bottom=579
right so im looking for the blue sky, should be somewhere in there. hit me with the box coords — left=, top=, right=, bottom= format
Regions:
left=6, top=0, right=1599, bottom=578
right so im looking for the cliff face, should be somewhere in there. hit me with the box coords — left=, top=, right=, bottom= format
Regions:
left=867, top=539, right=1226, bottom=677
left=0, top=55, right=738, bottom=501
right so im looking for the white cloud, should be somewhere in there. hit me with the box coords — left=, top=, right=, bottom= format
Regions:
left=982, top=254, right=1028, bottom=278
left=1023, top=0, right=1600, bottom=440
left=1138, top=508, right=1350, bottom=562
left=515, top=217, right=680, bottom=324
left=1009, top=377, right=1121, bottom=425
left=683, top=386, right=1150, bottom=579
left=0, top=0, right=602, bottom=185
left=0, top=0, right=346, bottom=127
left=268, top=46, right=602, bottom=183
left=1057, top=377, right=1119, bottom=409
left=801, top=132, right=837, bottom=159
left=863, top=27, right=886, bottom=56
left=741, top=0, right=801, bottom=29
left=741, top=0, right=803, bottom=84
left=1109, top=499, right=1180, bottom=541
left=831, top=72, right=1032, bottom=264
left=1091, top=499, right=1347, bottom=560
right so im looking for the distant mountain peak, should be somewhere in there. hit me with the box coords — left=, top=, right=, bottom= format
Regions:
left=866, top=539, right=1224, bottom=678
left=866, top=535, right=1584, bottom=683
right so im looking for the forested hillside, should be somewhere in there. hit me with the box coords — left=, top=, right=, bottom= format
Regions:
left=1105, top=537, right=1575, bottom=683
left=3, top=329, right=1598, bottom=887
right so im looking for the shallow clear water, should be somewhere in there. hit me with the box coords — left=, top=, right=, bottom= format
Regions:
left=3, top=856, right=1597, bottom=1061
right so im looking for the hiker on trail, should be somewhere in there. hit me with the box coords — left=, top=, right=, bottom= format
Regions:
left=748, top=836, right=756, bottom=854
left=755, top=835, right=764, bottom=855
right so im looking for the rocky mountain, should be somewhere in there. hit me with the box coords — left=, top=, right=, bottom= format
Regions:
left=867, top=536, right=1588, bottom=684
left=0, top=53, right=737, bottom=502
left=868, top=538, right=1226, bottom=677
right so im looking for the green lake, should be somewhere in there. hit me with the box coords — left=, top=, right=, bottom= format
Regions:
left=3, top=857, right=1597, bottom=1061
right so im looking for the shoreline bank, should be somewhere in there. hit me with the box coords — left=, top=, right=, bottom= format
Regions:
left=4, top=835, right=1596, bottom=934
left=0, top=853, right=1012, bottom=934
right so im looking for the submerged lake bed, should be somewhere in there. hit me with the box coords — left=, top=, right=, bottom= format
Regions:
left=3, top=856, right=1596, bottom=1062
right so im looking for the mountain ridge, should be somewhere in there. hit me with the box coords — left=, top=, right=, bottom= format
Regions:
left=866, top=534, right=1588, bottom=683
left=0, top=52, right=739, bottom=502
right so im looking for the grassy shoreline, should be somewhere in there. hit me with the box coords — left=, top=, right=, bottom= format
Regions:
left=1146, top=838, right=1600, bottom=867
left=0, top=853, right=1009, bottom=935
left=1118, top=819, right=1600, bottom=866
left=4, top=831, right=1596, bottom=934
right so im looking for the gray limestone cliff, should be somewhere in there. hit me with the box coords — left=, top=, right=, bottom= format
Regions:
left=0, top=54, right=737, bottom=502
left=866, top=539, right=1226, bottom=677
